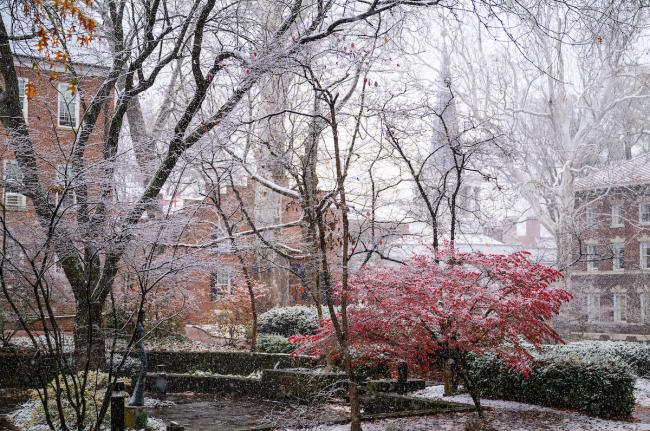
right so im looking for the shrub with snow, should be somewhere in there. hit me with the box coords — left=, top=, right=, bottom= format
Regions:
left=258, top=306, right=319, bottom=337
left=470, top=352, right=636, bottom=418
left=543, top=341, right=650, bottom=377
left=256, top=333, right=299, bottom=354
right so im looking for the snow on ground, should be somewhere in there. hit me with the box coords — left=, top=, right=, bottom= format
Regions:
left=8, top=399, right=168, bottom=431
left=636, top=379, right=650, bottom=408
left=301, top=380, right=650, bottom=431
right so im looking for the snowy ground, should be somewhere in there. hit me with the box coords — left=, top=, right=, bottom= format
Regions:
left=7, top=398, right=169, bottom=431
left=301, top=379, right=650, bottom=431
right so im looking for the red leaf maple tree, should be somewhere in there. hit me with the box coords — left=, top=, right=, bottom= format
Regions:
left=292, top=248, right=570, bottom=414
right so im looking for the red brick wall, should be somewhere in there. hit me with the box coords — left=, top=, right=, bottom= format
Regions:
left=0, top=61, right=111, bottom=321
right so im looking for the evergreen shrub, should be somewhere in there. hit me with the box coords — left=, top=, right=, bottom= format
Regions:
left=257, top=306, right=319, bottom=337
left=470, top=352, right=635, bottom=418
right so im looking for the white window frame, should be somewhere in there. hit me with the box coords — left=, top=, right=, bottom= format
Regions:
left=54, top=164, right=77, bottom=207
left=641, top=203, right=650, bottom=225
left=3, top=239, right=24, bottom=263
left=275, top=193, right=283, bottom=224
left=613, top=293, right=627, bottom=323
left=54, top=190, right=78, bottom=207
left=587, top=293, right=601, bottom=322
left=586, top=244, right=599, bottom=272
left=611, top=204, right=624, bottom=227
left=17, top=77, right=28, bottom=123
left=57, top=83, right=79, bottom=129
left=641, top=292, right=648, bottom=323
left=3, top=160, right=26, bottom=208
left=612, top=243, right=625, bottom=271
left=586, top=206, right=597, bottom=226
left=641, top=242, right=650, bottom=271
left=210, top=270, right=233, bottom=300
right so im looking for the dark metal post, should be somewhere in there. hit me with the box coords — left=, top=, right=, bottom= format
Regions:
left=397, top=361, right=408, bottom=394
left=111, top=381, right=128, bottom=431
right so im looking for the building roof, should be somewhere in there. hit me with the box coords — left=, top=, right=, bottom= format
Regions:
left=3, top=11, right=111, bottom=76
left=574, top=153, right=650, bottom=191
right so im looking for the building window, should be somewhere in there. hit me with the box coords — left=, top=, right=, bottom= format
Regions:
left=587, top=293, right=600, bottom=322
left=3, top=160, right=26, bottom=208
left=57, top=83, right=78, bottom=128
left=641, top=242, right=650, bottom=270
left=641, top=293, right=648, bottom=323
left=586, top=206, right=597, bottom=226
left=639, top=202, right=650, bottom=224
left=611, top=204, right=624, bottom=227
left=613, top=293, right=626, bottom=323
left=17, top=78, right=28, bottom=122
left=612, top=243, right=625, bottom=271
left=210, top=270, right=233, bottom=300
left=3, top=239, right=24, bottom=264
left=586, top=244, right=598, bottom=271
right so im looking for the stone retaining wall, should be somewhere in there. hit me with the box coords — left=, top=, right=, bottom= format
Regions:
left=0, top=350, right=317, bottom=388
left=141, top=351, right=317, bottom=375
left=144, top=373, right=265, bottom=396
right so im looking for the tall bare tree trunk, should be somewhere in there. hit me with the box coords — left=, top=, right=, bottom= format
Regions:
left=73, top=301, right=105, bottom=369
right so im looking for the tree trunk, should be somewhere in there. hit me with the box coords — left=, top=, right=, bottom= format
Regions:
left=73, top=302, right=105, bottom=369
left=129, top=310, right=147, bottom=406
left=443, top=358, right=458, bottom=396
left=343, top=353, right=362, bottom=431
left=246, top=275, right=258, bottom=352
left=458, top=356, right=483, bottom=418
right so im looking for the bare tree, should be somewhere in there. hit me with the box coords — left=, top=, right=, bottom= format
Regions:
left=440, top=3, right=650, bottom=268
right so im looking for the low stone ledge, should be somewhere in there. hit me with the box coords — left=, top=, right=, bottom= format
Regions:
left=144, top=373, right=265, bottom=396
left=261, top=368, right=348, bottom=401
left=366, top=379, right=426, bottom=394
left=362, top=392, right=474, bottom=415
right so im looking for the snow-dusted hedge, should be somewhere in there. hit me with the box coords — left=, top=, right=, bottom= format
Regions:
left=543, top=341, right=650, bottom=377
left=257, top=306, right=320, bottom=337
left=256, top=334, right=298, bottom=354
left=470, top=353, right=636, bottom=418
left=141, top=350, right=316, bottom=375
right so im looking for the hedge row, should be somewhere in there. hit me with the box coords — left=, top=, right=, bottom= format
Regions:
left=543, top=341, right=650, bottom=377
left=1, top=350, right=317, bottom=388
left=256, top=333, right=299, bottom=354
left=470, top=352, right=636, bottom=418
left=140, top=350, right=317, bottom=375
left=0, top=352, right=59, bottom=388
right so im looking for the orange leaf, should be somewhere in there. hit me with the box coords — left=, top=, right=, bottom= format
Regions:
left=25, top=82, right=37, bottom=100
left=67, top=81, right=77, bottom=95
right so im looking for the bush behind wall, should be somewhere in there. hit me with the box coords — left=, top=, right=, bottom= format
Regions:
left=257, top=306, right=320, bottom=337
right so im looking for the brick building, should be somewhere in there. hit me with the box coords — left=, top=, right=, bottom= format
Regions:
left=563, top=154, right=650, bottom=341
left=1, top=54, right=316, bottom=331
left=0, top=54, right=112, bottom=329
left=156, top=179, right=308, bottom=324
